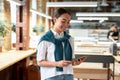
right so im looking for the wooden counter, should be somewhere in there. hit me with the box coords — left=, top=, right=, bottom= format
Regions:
left=0, top=49, right=37, bottom=80
left=0, top=49, right=36, bottom=71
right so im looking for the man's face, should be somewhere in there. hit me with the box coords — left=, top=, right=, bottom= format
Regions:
left=53, top=13, right=71, bottom=33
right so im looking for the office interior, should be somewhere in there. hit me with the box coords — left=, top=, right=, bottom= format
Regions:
left=0, top=0, right=120, bottom=80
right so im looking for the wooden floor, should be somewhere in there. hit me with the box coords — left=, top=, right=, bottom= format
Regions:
left=114, top=75, right=120, bottom=80
left=73, top=62, right=120, bottom=80
left=74, top=75, right=120, bottom=80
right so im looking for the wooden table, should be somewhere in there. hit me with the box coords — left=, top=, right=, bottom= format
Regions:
left=0, top=49, right=36, bottom=80
left=75, top=52, right=115, bottom=80
left=74, top=42, right=120, bottom=80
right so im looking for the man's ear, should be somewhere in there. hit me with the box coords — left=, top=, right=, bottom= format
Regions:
left=53, top=17, right=57, bottom=23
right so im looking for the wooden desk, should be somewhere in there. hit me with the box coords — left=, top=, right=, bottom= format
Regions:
left=75, top=52, right=115, bottom=80
left=0, top=49, right=36, bottom=80
left=78, top=44, right=109, bottom=48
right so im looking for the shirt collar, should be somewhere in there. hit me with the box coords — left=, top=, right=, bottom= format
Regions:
left=51, top=29, right=64, bottom=38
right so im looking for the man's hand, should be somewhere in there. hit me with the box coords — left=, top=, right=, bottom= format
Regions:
left=72, top=56, right=87, bottom=66
left=56, top=60, right=72, bottom=67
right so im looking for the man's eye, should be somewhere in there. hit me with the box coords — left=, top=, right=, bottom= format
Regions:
left=67, top=22, right=70, bottom=24
left=61, top=21, right=65, bottom=23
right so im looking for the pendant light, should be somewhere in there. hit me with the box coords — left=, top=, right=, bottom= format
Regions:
left=101, top=0, right=108, bottom=6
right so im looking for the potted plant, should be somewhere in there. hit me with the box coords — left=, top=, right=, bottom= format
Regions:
left=33, top=25, right=45, bottom=35
left=0, top=21, right=10, bottom=52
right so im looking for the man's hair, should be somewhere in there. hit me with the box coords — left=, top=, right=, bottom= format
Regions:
left=51, top=8, right=71, bottom=25
left=110, top=24, right=117, bottom=28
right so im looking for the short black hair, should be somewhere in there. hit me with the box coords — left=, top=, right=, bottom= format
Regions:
left=53, top=8, right=71, bottom=18
left=52, top=8, right=71, bottom=25
left=110, top=24, right=117, bottom=30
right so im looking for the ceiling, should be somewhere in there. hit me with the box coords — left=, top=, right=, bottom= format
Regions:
left=47, top=0, right=120, bottom=28
left=53, top=0, right=120, bottom=29
left=61, top=0, right=120, bottom=18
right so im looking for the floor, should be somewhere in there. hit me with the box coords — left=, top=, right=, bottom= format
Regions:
left=73, top=62, right=120, bottom=80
